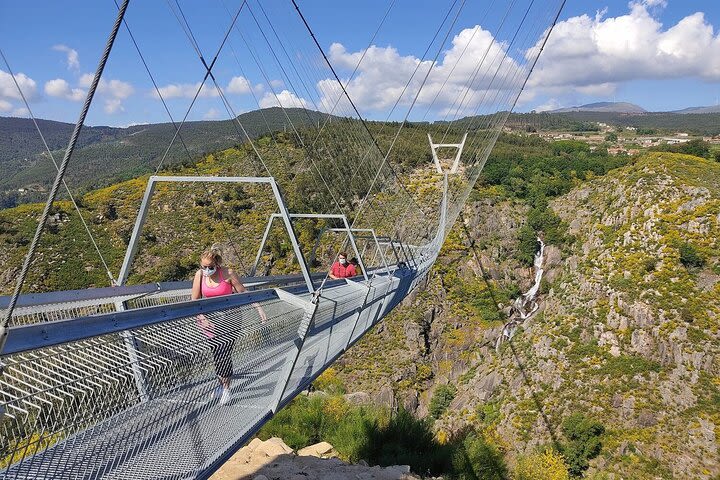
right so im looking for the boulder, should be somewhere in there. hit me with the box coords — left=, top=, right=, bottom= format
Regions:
left=403, top=390, right=419, bottom=413
left=374, top=384, right=395, bottom=409
left=344, top=391, right=373, bottom=406
left=297, top=442, right=335, bottom=458
left=255, top=437, right=294, bottom=458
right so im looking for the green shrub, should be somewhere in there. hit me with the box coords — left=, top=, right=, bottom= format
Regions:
left=365, top=408, right=453, bottom=476
left=453, top=432, right=508, bottom=480
left=679, top=243, right=704, bottom=269
left=429, top=384, right=457, bottom=419
left=561, top=413, right=605, bottom=477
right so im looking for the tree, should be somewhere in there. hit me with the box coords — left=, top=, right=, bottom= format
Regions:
left=679, top=242, right=704, bottom=269
left=517, top=225, right=539, bottom=266
left=561, top=413, right=604, bottom=477
left=429, top=384, right=457, bottom=419
left=604, top=132, right=618, bottom=142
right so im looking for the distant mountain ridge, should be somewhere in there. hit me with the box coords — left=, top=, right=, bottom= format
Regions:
left=547, top=101, right=720, bottom=115
left=0, top=107, right=330, bottom=207
left=671, top=105, right=720, bottom=114
left=549, top=101, right=647, bottom=114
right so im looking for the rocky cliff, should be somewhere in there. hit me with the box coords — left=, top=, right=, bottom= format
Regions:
left=336, top=152, right=720, bottom=479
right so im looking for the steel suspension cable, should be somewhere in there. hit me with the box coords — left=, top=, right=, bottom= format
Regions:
left=291, top=0, right=430, bottom=224
left=0, top=0, right=130, bottom=354
left=118, top=0, right=252, bottom=276
left=438, top=0, right=519, bottom=145
left=220, top=3, right=348, bottom=218
left=448, top=0, right=566, bottom=224
left=345, top=0, right=459, bottom=189
left=244, top=1, right=372, bottom=215
left=349, top=0, right=467, bottom=232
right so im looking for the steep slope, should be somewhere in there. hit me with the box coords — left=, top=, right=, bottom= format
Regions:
left=336, top=152, right=720, bottom=479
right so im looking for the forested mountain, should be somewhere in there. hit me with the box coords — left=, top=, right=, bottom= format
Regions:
left=498, top=111, right=720, bottom=136
left=0, top=107, right=329, bottom=207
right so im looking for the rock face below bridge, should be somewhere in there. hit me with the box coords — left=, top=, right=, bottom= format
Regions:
left=210, top=437, right=422, bottom=480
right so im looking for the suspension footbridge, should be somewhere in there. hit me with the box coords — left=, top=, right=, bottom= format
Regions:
left=0, top=1, right=565, bottom=478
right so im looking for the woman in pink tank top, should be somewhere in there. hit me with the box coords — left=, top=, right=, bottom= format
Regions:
left=191, top=245, right=266, bottom=405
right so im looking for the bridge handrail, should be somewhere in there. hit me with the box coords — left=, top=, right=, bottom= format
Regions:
left=1, top=268, right=411, bottom=356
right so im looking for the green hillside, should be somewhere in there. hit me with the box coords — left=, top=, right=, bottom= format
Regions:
left=0, top=108, right=329, bottom=208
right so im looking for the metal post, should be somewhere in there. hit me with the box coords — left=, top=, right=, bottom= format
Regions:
left=268, top=182, right=315, bottom=293
left=271, top=288, right=318, bottom=412
left=115, top=300, right=149, bottom=402
left=117, top=179, right=156, bottom=285
left=251, top=213, right=276, bottom=276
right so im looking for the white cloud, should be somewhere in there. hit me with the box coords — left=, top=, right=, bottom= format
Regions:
left=259, top=89, right=309, bottom=109
left=52, top=44, right=80, bottom=70
left=533, top=98, right=563, bottom=112
left=227, top=76, right=252, bottom=95
left=270, top=79, right=284, bottom=89
left=0, top=70, right=38, bottom=101
left=79, top=74, right=134, bottom=99
left=78, top=73, right=134, bottom=113
left=525, top=3, right=720, bottom=99
left=153, top=82, right=219, bottom=99
left=104, top=98, right=123, bottom=114
left=318, top=27, right=523, bottom=118
left=44, top=78, right=86, bottom=101
left=78, top=73, right=93, bottom=88
left=13, top=107, right=29, bottom=117
left=0, top=99, right=11, bottom=112
left=203, top=108, right=221, bottom=119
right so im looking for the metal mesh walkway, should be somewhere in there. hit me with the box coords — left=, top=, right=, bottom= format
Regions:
left=0, top=259, right=434, bottom=479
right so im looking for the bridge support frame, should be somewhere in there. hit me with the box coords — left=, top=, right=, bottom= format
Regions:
left=252, top=213, right=369, bottom=282
left=117, top=175, right=314, bottom=293
left=427, top=132, right=467, bottom=174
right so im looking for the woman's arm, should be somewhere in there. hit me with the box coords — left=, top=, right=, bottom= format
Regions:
left=228, top=269, right=267, bottom=322
left=192, top=270, right=213, bottom=333
left=191, top=270, right=202, bottom=300
left=227, top=268, right=247, bottom=293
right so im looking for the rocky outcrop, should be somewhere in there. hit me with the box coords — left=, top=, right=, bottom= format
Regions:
left=210, top=438, right=419, bottom=480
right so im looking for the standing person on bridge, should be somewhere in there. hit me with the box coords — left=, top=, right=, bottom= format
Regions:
left=328, top=252, right=356, bottom=279
left=192, top=244, right=266, bottom=405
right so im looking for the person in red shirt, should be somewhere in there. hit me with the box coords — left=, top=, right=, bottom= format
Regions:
left=329, top=252, right=356, bottom=279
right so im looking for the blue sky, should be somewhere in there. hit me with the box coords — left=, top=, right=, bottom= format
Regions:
left=1, top=1, right=719, bottom=126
